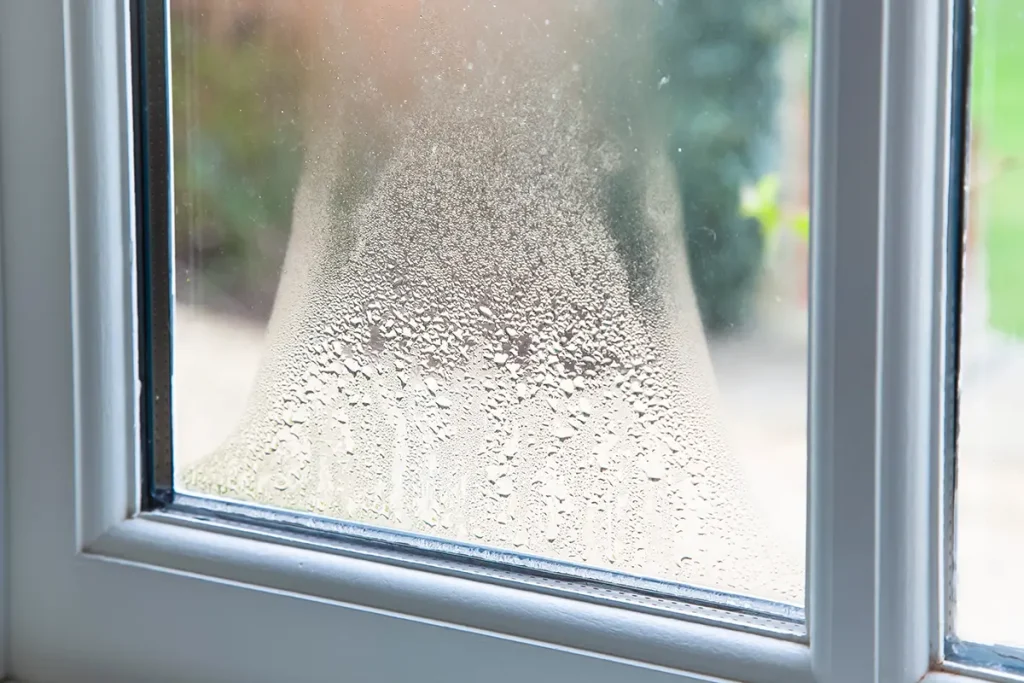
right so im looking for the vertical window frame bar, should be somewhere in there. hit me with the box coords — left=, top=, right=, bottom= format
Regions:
left=808, top=1, right=953, bottom=682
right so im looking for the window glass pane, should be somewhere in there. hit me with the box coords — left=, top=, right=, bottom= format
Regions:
left=170, top=0, right=810, bottom=606
left=956, top=0, right=1024, bottom=651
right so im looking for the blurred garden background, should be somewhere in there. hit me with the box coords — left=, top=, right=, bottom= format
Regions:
left=168, top=0, right=1024, bottom=646
left=171, top=0, right=812, bottom=336
left=169, top=0, right=1024, bottom=350
left=970, top=0, right=1024, bottom=340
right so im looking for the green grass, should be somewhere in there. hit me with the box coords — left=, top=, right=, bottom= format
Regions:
left=974, top=0, right=1024, bottom=337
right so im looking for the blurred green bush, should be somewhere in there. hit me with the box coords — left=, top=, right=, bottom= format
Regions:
left=656, top=0, right=798, bottom=334
left=740, top=173, right=810, bottom=243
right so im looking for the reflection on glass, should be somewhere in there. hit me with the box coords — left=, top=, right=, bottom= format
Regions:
left=956, top=0, right=1024, bottom=649
left=171, top=0, right=810, bottom=605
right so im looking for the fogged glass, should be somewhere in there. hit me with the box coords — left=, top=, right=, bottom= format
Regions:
left=956, top=0, right=1024, bottom=649
left=171, top=0, right=810, bottom=605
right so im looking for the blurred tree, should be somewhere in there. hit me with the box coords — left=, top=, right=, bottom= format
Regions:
left=171, top=7, right=305, bottom=316
left=655, top=0, right=797, bottom=334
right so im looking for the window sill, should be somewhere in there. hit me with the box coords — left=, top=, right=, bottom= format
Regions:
left=83, top=515, right=813, bottom=683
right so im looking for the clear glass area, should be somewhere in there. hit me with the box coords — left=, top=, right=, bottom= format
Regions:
left=956, top=0, right=1024, bottom=649
left=171, top=0, right=810, bottom=605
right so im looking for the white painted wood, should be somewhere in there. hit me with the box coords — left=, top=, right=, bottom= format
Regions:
left=1, top=0, right=78, bottom=677
left=874, top=0, right=952, bottom=678
left=63, top=0, right=139, bottom=550
left=89, top=516, right=813, bottom=683
left=0, top=50, right=6, bottom=683
left=807, top=0, right=888, bottom=676
left=808, top=0, right=952, bottom=682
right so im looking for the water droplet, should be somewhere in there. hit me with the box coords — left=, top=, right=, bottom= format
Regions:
left=553, top=424, right=576, bottom=440
left=642, top=453, right=664, bottom=480
left=495, top=477, right=513, bottom=497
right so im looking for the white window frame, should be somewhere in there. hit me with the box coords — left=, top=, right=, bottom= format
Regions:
left=0, top=0, right=987, bottom=681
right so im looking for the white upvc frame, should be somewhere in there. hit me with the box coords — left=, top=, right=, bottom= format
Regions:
left=0, top=0, right=983, bottom=682
left=0, top=56, right=6, bottom=682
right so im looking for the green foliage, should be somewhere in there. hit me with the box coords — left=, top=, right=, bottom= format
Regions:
left=740, top=173, right=809, bottom=242
left=655, top=0, right=798, bottom=334
left=972, top=0, right=1024, bottom=338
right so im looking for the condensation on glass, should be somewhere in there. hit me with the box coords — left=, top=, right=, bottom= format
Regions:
left=954, top=0, right=1024, bottom=651
left=170, top=0, right=810, bottom=605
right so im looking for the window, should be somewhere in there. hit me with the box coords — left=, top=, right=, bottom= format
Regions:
left=163, top=0, right=811, bottom=614
left=949, top=0, right=1024, bottom=673
left=0, top=1, right=1015, bottom=682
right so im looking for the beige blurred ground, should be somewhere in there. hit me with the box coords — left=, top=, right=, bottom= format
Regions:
left=174, top=299, right=1024, bottom=648
left=955, top=325, right=1024, bottom=649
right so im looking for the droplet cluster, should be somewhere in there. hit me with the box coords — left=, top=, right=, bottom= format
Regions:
left=183, top=1, right=801, bottom=603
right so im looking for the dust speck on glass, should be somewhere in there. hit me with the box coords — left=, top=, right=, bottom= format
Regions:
left=142, top=0, right=812, bottom=618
